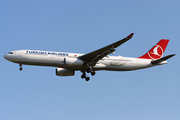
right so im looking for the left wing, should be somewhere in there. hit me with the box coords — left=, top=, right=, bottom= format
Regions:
left=78, top=33, right=134, bottom=66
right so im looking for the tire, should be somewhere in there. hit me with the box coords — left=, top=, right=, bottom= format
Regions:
left=86, top=77, right=90, bottom=81
left=81, top=75, right=86, bottom=79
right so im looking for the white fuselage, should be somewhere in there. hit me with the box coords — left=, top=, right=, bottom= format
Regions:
left=4, top=50, right=167, bottom=71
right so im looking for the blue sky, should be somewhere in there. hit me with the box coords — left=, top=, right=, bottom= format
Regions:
left=1, top=0, right=180, bottom=120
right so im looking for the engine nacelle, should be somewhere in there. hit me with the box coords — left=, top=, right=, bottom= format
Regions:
left=64, top=57, right=84, bottom=66
left=56, top=68, right=75, bottom=76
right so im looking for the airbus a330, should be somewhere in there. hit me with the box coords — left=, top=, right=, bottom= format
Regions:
left=4, top=33, right=175, bottom=81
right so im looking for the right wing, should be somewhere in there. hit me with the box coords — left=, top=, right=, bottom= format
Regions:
left=78, top=33, right=134, bottom=66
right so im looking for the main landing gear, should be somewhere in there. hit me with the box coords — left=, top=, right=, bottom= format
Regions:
left=81, top=69, right=96, bottom=81
left=19, top=64, right=23, bottom=71
left=81, top=72, right=90, bottom=81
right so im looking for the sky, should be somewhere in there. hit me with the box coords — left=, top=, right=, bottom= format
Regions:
left=0, top=0, right=180, bottom=120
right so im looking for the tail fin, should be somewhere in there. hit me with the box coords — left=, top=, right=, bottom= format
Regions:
left=138, top=39, right=169, bottom=59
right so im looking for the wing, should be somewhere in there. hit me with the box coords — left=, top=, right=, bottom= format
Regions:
left=78, top=33, right=134, bottom=66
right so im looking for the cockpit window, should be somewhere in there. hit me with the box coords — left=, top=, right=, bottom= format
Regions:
left=8, top=52, right=13, bottom=54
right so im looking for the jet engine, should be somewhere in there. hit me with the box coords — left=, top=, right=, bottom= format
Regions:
left=64, top=58, right=84, bottom=66
left=56, top=68, right=75, bottom=76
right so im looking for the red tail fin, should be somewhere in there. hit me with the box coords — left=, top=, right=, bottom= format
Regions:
left=138, top=39, right=169, bottom=59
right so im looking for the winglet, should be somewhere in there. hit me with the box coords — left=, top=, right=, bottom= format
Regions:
left=126, top=33, right=134, bottom=39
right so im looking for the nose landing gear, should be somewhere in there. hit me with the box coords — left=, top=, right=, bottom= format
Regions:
left=19, top=64, right=23, bottom=71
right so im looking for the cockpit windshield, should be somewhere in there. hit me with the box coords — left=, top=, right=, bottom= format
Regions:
left=8, top=52, right=13, bottom=54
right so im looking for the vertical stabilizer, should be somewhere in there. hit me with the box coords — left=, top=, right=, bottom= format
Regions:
left=138, top=39, right=169, bottom=59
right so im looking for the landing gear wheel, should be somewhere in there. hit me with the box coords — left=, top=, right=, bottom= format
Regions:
left=81, top=71, right=90, bottom=81
left=81, top=74, right=86, bottom=79
left=91, top=71, right=96, bottom=76
left=85, top=77, right=90, bottom=81
left=19, top=67, right=23, bottom=71
left=19, top=64, right=23, bottom=71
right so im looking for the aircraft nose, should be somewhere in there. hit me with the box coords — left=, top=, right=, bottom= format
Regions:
left=4, top=53, right=17, bottom=62
left=3, top=54, right=12, bottom=61
left=3, top=54, right=8, bottom=60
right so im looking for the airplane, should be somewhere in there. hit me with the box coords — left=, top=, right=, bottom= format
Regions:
left=3, top=33, right=175, bottom=81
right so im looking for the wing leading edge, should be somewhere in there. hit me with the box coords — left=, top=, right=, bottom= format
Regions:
left=78, top=33, right=134, bottom=66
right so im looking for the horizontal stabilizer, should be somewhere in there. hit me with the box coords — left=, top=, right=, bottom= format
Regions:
left=151, top=54, right=176, bottom=65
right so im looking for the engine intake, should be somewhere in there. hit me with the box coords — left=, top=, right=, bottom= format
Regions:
left=56, top=68, right=74, bottom=76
